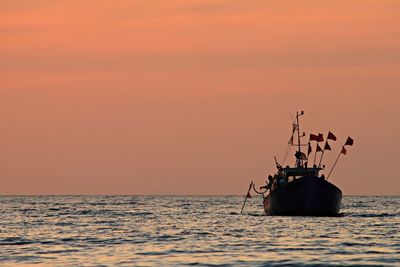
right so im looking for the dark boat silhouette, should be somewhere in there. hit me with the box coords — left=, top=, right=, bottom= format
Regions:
left=252, top=111, right=346, bottom=216
left=263, top=171, right=342, bottom=216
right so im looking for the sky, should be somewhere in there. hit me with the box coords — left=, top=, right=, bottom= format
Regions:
left=1, top=0, right=399, bottom=195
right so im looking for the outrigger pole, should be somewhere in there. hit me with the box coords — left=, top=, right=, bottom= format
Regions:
left=327, top=136, right=353, bottom=180
left=327, top=149, right=342, bottom=180
left=240, top=181, right=253, bottom=214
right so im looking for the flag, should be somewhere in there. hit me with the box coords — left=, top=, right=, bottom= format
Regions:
left=307, top=142, right=312, bottom=155
left=246, top=191, right=251, bottom=199
left=327, top=131, right=337, bottom=141
left=317, top=133, right=324, bottom=142
left=324, top=141, right=331, bottom=151
left=310, top=134, right=319, bottom=141
left=341, top=147, right=347, bottom=155
left=345, top=136, right=354, bottom=146
left=316, top=143, right=323, bottom=152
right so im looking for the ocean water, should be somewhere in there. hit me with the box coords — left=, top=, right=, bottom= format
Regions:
left=0, top=196, right=398, bottom=267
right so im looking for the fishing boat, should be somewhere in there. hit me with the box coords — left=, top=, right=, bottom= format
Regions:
left=242, top=111, right=353, bottom=216
left=262, top=170, right=342, bottom=216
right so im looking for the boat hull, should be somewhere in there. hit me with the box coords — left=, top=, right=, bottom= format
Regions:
left=263, top=176, right=342, bottom=216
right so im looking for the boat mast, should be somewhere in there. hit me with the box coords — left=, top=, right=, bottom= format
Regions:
left=296, top=111, right=304, bottom=167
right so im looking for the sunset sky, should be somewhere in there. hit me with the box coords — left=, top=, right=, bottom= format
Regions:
left=1, top=1, right=399, bottom=195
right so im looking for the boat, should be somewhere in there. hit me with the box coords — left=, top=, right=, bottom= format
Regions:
left=262, top=172, right=342, bottom=216
left=248, top=111, right=353, bottom=216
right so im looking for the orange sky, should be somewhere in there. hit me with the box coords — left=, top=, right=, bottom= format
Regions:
left=1, top=1, right=399, bottom=195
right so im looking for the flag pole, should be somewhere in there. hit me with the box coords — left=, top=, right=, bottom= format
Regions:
left=240, top=181, right=253, bottom=214
left=318, top=141, right=326, bottom=168
left=327, top=148, right=342, bottom=180
left=306, top=142, right=311, bottom=162
left=313, top=145, right=318, bottom=166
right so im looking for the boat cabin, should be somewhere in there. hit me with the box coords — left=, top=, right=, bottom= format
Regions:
left=282, top=167, right=320, bottom=179
left=271, top=166, right=323, bottom=190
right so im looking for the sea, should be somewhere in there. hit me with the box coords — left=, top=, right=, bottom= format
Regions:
left=0, top=196, right=398, bottom=267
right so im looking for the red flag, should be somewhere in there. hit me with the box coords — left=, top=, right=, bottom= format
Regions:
left=316, top=144, right=323, bottom=152
left=341, top=147, right=347, bottom=155
left=317, top=133, right=324, bottom=142
left=307, top=142, right=312, bottom=155
left=246, top=192, right=251, bottom=199
left=327, top=131, right=337, bottom=141
left=324, top=141, right=331, bottom=151
left=310, top=134, right=319, bottom=141
left=345, top=136, right=354, bottom=146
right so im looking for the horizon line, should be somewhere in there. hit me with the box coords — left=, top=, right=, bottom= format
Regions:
left=0, top=194, right=398, bottom=197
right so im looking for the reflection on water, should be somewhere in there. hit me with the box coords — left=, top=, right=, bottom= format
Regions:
left=0, top=196, right=399, bottom=266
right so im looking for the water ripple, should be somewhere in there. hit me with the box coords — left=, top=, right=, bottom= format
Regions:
left=0, top=196, right=398, bottom=266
